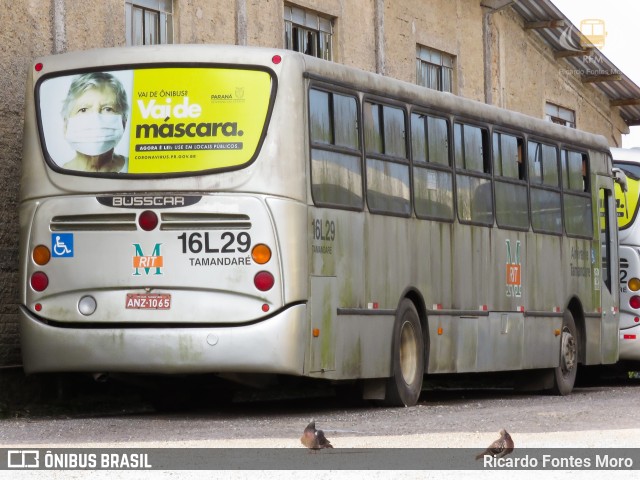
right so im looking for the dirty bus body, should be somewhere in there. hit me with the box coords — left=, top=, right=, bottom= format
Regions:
left=20, top=45, right=619, bottom=406
left=611, top=147, right=640, bottom=364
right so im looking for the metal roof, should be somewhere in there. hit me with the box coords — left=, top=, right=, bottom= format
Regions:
left=505, top=0, right=640, bottom=127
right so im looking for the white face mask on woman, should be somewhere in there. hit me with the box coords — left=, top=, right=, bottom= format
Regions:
left=65, top=113, right=125, bottom=156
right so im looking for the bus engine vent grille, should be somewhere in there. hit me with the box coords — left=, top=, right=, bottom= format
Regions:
left=160, top=213, right=251, bottom=230
left=51, top=214, right=137, bottom=231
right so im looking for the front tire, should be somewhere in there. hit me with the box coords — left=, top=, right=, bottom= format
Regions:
left=382, top=299, right=424, bottom=407
left=551, top=310, right=579, bottom=395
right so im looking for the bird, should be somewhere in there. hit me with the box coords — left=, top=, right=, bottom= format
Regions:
left=300, top=420, right=333, bottom=450
left=475, top=429, right=514, bottom=460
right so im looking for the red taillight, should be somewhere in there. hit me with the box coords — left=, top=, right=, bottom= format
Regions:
left=254, top=271, right=275, bottom=291
left=630, top=296, right=640, bottom=309
left=30, top=272, right=49, bottom=292
left=138, top=210, right=158, bottom=231
left=35, top=63, right=43, bottom=72
left=272, top=55, right=282, bottom=64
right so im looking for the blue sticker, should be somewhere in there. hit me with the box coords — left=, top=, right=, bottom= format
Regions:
left=52, top=233, right=74, bottom=257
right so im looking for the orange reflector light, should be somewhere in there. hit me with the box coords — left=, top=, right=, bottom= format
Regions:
left=554, top=329, right=561, bottom=336
left=32, top=245, right=51, bottom=265
left=251, top=244, right=272, bottom=264
left=629, top=278, right=640, bottom=292
left=437, top=327, right=443, bottom=335
left=313, top=328, right=320, bottom=337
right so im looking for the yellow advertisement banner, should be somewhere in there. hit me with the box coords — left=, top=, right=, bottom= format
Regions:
left=128, top=68, right=271, bottom=174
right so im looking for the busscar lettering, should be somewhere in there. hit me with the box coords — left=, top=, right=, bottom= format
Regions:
left=113, top=196, right=186, bottom=207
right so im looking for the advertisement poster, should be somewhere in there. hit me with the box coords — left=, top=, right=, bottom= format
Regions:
left=38, top=68, right=272, bottom=174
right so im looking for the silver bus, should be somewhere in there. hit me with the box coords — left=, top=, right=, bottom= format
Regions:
left=611, top=147, right=640, bottom=363
left=20, top=45, right=621, bottom=406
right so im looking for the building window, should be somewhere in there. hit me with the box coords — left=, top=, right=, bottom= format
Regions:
left=416, top=45, right=454, bottom=92
left=284, top=5, right=333, bottom=60
left=545, top=102, right=576, bottom=128
left=125, top=0, right=173, bottom=46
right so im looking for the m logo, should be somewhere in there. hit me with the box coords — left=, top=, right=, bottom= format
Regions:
left=133, top=243, right=163, bottom=276
left=506, top=239, right=522, bottom=298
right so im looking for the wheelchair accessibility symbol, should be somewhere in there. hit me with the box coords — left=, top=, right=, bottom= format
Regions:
left=51, top=233, right=74, bottom=257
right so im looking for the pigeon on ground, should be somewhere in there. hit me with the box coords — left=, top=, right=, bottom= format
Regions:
left=300, top=420, right=333, bottom=449
left=475, top=429, right=514, bottom=460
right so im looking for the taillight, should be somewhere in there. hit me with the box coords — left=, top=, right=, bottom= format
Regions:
left=30, top=272, right=49, bottom=292
left=254, top=271, right=275, bottom=291
left=630, top=296, right=640, bottom=309
left=138, top=210, right=158, bottom=231
left=251, top=244, right=272, bottom=264
left=32, top=245, right=51, bottom=265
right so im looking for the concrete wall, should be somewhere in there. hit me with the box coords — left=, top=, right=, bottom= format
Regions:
left=0, top=0, right=630, bottom=368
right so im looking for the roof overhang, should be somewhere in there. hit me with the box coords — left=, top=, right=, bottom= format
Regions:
left=484, top=0, right=640, bottom=127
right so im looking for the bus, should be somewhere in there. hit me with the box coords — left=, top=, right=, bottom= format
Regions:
left=19, top=45, right=621, bottom=407
left=611, top=147, right=640, bottom=364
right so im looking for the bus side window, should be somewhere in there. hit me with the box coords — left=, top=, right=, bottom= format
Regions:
left=529, top=140, right=562, bottom=235
left=364, top=101, right=411, bottom=216
left=454, top=122, right=492, bottom=225
left=493, top=132, right=528, bottom=230
left=309, top=88, right=363, bottom=210
left=412, top=112, right=453, bottom=221
left=562, top=149, right=592, bottom=238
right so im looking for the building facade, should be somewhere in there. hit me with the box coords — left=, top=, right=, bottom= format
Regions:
left=0, top=0, right=636, bottom=368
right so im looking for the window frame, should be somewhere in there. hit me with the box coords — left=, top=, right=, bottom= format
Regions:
left=410, top=109, right=454, bottom=222
left=561, top=147, right=593, bottom=239
left=125, top=0, right=173, bottom=46
left=453, top=120, right=493, bottom=227
left=545, top=102, right=576, bottom=129
left=416, top=45, right=455, bottom=93
left=308, top=83, right=364, bottom=211
left=492, top=129, right=529, bottom=231
left=284, top=4, right=334, bottom=61
left=363, top=96, right=411, bottom=217
left=527, top=138, right=563, bottom=236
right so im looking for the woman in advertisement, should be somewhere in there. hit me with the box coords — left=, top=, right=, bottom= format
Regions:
left=60, top=72, right=129, bottom=173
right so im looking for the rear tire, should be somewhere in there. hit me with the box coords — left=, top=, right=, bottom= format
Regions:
left=382, top=299, right=424, bottom=407
left=551, top=310, right=579, bottom=395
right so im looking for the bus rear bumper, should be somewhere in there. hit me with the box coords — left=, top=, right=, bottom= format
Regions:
left=18, top=304, right=307, bottom=376
left=619, top=323, right=640, bottom=361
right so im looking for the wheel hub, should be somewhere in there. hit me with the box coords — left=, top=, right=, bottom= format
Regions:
left=399, top=321, right=418, bottom=385
left=560, top=327, right=577, bottom=374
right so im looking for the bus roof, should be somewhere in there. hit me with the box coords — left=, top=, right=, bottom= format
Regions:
left=300, top=52, right=611, bottom=153
left=611, top=147, right=640, bottom=163
left=33, top=44, right=611, bottom=154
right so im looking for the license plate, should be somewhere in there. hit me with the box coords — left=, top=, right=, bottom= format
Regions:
left=125, top=293, right=171, bottom=309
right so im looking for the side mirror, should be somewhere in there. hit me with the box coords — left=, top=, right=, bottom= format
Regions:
left=613, top=167, right=628, bottom=193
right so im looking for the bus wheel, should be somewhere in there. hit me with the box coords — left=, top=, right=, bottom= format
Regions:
left=551, top=310, right=579, bottom=395
left=382, top=299, right=424, bottom=407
